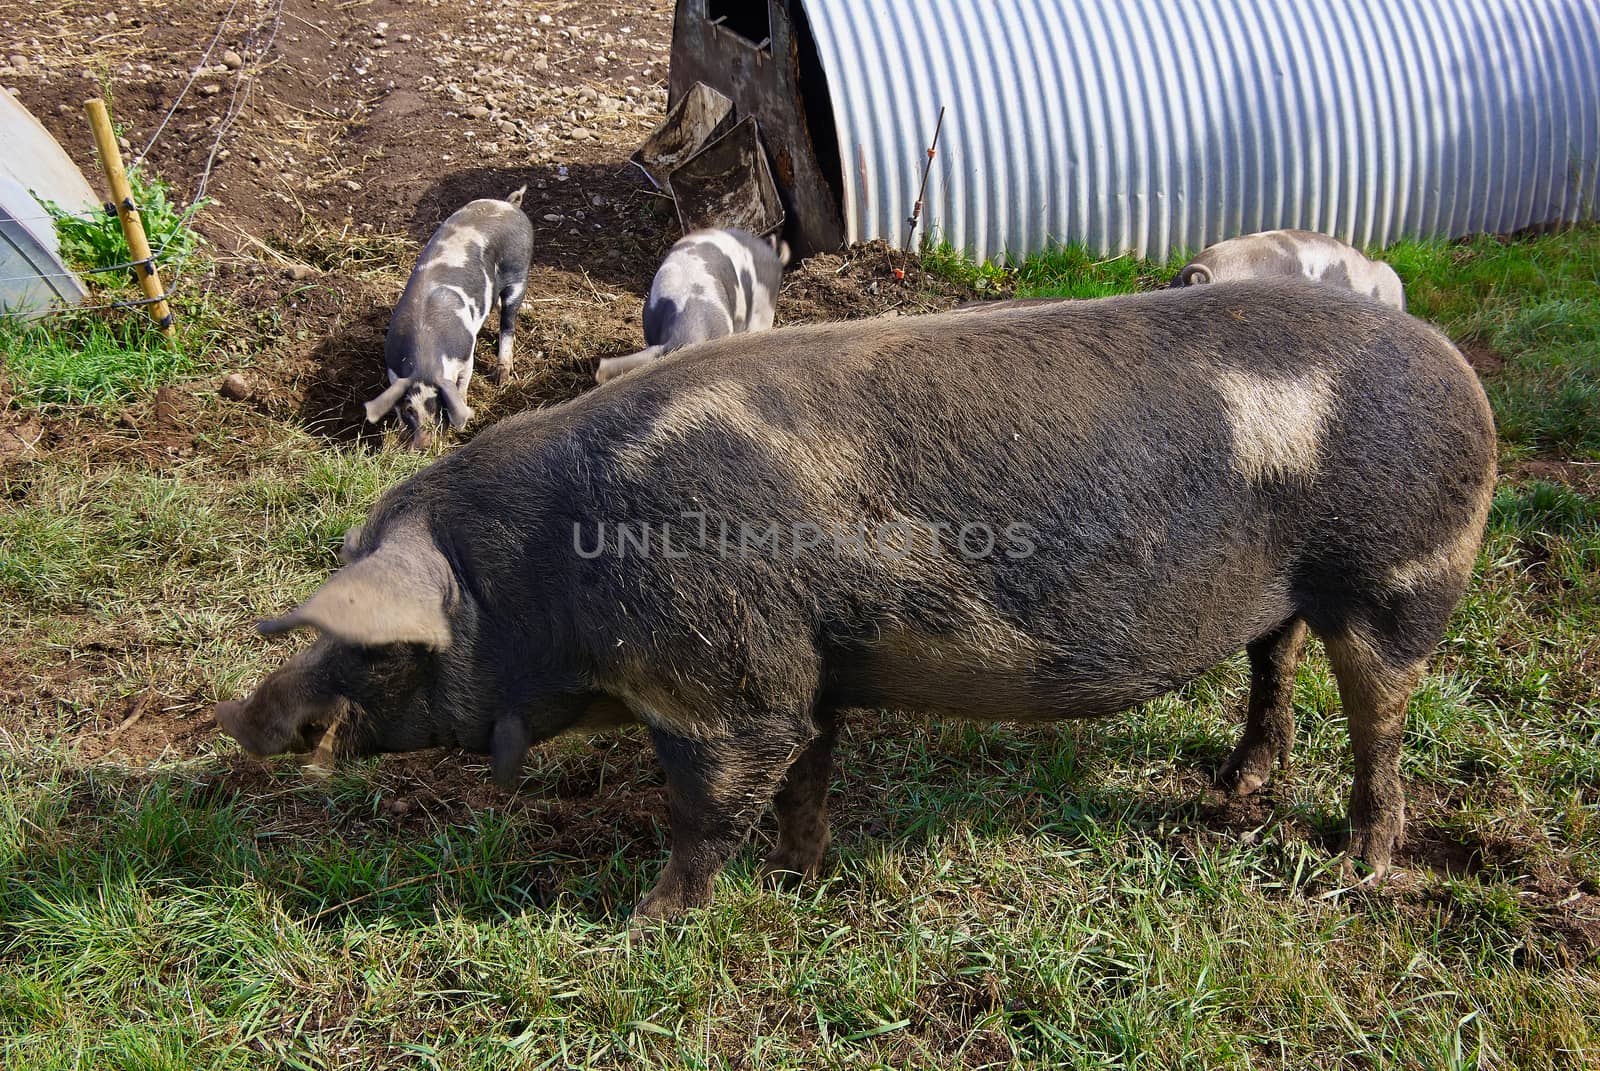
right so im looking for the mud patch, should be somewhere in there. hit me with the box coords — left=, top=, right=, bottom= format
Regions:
left=1458, top=338, right=1505, bottom=376
left=1510, top=459, right=1600, bottom=497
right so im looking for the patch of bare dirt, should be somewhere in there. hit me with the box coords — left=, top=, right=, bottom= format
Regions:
left=1458, top=338, right=1506, bottom=377
left=0, top=412, right=44, bottom=467
left=1510, top=458, right=1600, bottom=497
left=778, top=240, right=997, bottom=324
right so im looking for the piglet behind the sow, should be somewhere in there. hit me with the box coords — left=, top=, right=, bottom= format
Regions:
left=1173, top=228, right=1406, bottom=310
left=365, top=188, right=533, bottom=449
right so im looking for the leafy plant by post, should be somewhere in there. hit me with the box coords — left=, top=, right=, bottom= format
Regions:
left=39, top=170, right=207, bottom=276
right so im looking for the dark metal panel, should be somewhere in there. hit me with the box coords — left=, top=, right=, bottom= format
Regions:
left=667, top=0, right=845, bottom=257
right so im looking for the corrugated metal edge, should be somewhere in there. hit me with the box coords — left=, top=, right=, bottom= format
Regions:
left=1, top=173, right=87, bottom=321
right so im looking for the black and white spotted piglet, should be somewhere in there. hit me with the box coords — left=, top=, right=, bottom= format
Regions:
left=364, top=188, right=533, bottom=449
left=595, top=228, right=787, bottom=383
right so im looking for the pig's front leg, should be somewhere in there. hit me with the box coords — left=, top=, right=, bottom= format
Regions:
left=635, top=713, right=821, bottom=922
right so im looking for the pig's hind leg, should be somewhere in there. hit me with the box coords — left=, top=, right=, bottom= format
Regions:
left=635, top=700, right=825, bottom=922
left=1321, top=629, right=1426, bottom=882
left=1218, top=617, right=1308, bottom=795
left=761, top=709, right=838, bottom=887
left=494, top=277, right=525, bottom=382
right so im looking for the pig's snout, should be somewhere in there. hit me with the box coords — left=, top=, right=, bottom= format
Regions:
left=214, top=699, right=241, bottom=735
left=214, top=694, right=330, bottom=757
left=408, top=427, right=435, bottom=451
left=215, top=698, right=273, bottom=755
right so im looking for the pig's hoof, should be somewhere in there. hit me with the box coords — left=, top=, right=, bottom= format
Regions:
left=1216, top=740, right=1285, bottom=796
left=495, top=360, right=513, bottom=384
left=1337, top=852, right=1392, bottom=886
left=631, top=883, right=703, bottom=925
left=759, top=840, right=829, bottom=890
left=1341, top=822, right=1401, bottom=884
left=626, top=914, right=668, bottom=945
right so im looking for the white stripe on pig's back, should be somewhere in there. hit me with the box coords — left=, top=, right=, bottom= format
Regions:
left=690, top=230, right=760, bottom=328
left=1264, top=231, right=1371, bottom=287
left=428, top=225, right=486, bottom=269
left=437, top=276, right=492, bottom=336
left=652, top=259, right=735, bottom=336
left=1293, top=243, right=1357, bottom=283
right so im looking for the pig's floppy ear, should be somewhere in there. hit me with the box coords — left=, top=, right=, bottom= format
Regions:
left=259, top=527, right=455, bottom=648
left=364, top=378, right=412, bottom=423
left=437, top=380, right=474, bottom=430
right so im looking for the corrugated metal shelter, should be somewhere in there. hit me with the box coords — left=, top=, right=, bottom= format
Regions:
left=669, top=0, right=1600, bottom=262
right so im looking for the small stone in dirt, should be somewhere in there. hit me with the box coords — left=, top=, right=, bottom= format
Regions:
left=219, top=373, right=252, bottom=401
left=570, top=127, right=593, bottom=141
left=467, top=103, right=490, bottom=119
left=382, top=798, right=412, bottom=817
left=343, top=179, right=362, bottom=191
left=200, top=82, right=221, bottom=96
left=284, top=263, right=315, bottom=281
left=222, top=49, right=243, bottom=69
left=542, top=213, right=562, bottom=222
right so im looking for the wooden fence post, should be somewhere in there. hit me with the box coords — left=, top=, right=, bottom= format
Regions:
left=83, top=97, right=176, bottom=338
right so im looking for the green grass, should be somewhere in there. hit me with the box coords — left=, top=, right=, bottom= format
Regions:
left=0, top=312, right=200, bottom=407
left=2, top=227, right=1599, bottom=1069
left=3, top=170, right=216, bottom=407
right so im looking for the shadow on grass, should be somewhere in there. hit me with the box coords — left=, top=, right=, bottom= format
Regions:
left=0, top=714, right=1365, bottom=935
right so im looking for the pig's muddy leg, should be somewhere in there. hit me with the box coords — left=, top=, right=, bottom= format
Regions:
left=1218, top=617, right=1308, bottom=795
left=761, top=710, right=838, bottom=887
left=635, top=714, right=821, bottom=922
left=1323, top=630, right=1424, bottom=881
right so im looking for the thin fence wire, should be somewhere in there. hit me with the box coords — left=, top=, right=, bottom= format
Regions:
left=4, top=0, right=286, bottom=322
left=130, top=0, right=245, bottom=175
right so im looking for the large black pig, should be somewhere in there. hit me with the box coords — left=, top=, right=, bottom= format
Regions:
left=218, top=281, right=1495, bottom=920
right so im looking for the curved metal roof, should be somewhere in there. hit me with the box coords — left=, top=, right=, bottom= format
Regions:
left=799, top=0, right=1600, bottom=261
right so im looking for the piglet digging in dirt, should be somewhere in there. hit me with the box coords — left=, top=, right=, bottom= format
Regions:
left=363, top=187, right=533, bottom=449
left=219, top=282, right=1494, bottom=924
left=1173, top=228, right=1407, bottom=310
left=595, top=227, right=787, bottom=383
